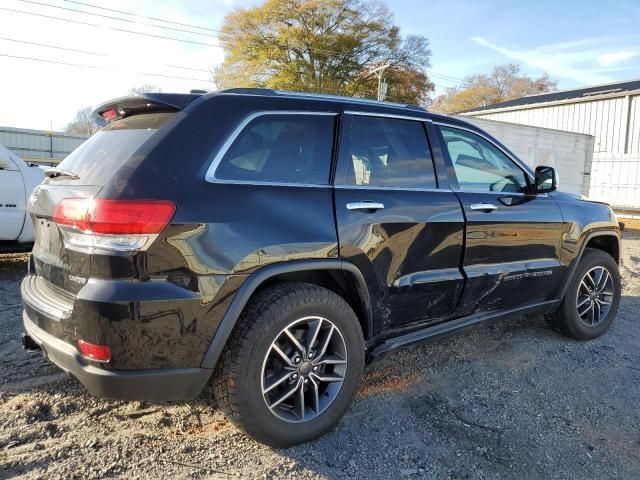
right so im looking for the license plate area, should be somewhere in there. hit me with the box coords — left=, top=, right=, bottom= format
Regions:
left=35, top=217, right=53, bottom=251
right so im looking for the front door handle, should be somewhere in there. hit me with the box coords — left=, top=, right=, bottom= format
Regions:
left=346, top=201, right=385, bottom=212
left=470, top=203, right=498, bottom=212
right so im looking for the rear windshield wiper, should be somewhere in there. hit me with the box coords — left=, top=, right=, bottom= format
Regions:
left=44, top=168, right=80, bottom=180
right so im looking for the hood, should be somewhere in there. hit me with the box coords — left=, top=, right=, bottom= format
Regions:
left=552, top=190, right=611, bottom=206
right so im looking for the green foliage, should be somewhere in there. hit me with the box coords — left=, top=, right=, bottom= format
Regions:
left=215, top=0, right=433, bottom=104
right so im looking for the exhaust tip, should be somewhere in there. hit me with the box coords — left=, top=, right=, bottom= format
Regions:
left=22, top=333, right=41, bottom=352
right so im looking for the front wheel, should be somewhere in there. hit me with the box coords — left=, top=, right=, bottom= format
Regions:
left=213, top=282, right=365, bottom=447
left=547, top=248, right=621, bottom=340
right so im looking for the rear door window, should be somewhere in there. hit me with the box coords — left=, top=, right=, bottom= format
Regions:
left=213, top=113, right=336, bottom=185
left=343, top=115, right=437, bottom=189
left=55, top=112, right=174, bottom=184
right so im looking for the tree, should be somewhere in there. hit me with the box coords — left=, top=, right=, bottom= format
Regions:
left=430, top=64, right=557, bottom=114
left=65, top=106, right=100, bottom=136
left=129, top=84, right=161, bottom=95
left=214, top=0, right=434, bottom=105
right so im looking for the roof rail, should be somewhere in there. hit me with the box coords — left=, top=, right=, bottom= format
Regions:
left=218, top=87, right=425, bottom=111
left=221, top=88, right=277, bottom=96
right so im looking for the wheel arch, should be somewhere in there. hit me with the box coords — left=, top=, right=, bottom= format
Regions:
left=201, top=259, right=373, bottom=369
left=558, top=230, right=621, bottom=300
left=584, top=233, right=620, bottom=264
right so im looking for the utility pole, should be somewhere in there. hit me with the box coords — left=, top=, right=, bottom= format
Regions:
left=370, top=63, right=390, bottom=101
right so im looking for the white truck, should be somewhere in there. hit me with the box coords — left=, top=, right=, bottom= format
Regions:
left=0, top=144, right=44, bottom=244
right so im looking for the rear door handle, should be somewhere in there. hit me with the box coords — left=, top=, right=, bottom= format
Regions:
left=346, top=201, right=385, bottom=212
left=470, top=203, right=498, bottom=212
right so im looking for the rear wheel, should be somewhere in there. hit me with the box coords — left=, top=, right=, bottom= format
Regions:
left=547, top=248, right=621, bottom=340
left=213, top=282, right=365, bottom=447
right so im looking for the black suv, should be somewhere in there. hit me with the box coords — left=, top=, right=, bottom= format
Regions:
left=21, top=89, right=621, bottom=446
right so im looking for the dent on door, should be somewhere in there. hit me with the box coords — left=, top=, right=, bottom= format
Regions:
left=455, top=192, right=564, bottom=316
left=336, top=190, right=465, bottom=333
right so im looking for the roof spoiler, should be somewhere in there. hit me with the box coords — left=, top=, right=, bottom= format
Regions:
left=92, top=93, right=203, bottom=126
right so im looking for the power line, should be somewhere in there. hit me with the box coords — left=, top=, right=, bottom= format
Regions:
left=0, top=7, right=219, bottom=47
left=433, top=83, right=456, bottom=90
left=165, top=64, right=211, bottom=74
left=18, top=0, right=219, bottom=38
left=63, top=0, right=468, bottom=87
left=0, top=37, right=212, bottom=73
left=0, top=36, right=105, bottom=57
left=428, top=71, right=464, bottom=83
left=65, top=0, right=220, bottom=33
left=0, top=34, right=456, bottom=85
left=5, top=5, right=464, bottom=83
left=16, top=1, right=465, bottom=80
left=0, top=53, right=213, bottom=83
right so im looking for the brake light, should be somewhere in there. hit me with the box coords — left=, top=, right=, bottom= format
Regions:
left=102, top=108, right=117, bottom=121
left=53, top=198, right=175, bottom=252
left=53, top=199, right=175, bottom=234
left=77, top=340, right=112, bottom=363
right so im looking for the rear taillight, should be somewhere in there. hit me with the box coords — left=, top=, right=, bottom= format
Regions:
left=77, top=340, right=112, bottom=363
left=53, top=198, right=175, bottom=253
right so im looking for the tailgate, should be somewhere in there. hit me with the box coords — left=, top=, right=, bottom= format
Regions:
left=29, top=183, right=101, bottom=295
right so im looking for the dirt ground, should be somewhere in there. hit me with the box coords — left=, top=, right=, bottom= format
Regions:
left=1, top=232, right=639, bottom=480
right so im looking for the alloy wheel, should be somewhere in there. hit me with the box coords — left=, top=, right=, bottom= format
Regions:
left=576, top=266, right=614, bottom=326
left=261, top=316, right=347, bottom=423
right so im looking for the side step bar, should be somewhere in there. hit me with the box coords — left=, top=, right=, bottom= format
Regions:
left=369, top=299, right=559, bottom=362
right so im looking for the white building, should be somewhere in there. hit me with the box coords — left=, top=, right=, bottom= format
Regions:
left=460, top=79, right=640, bottom=210
left=0, top=126, right=87, bottom=166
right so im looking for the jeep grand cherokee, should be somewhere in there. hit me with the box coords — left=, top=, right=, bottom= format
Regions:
left=21, top=89, right=621, bottom=446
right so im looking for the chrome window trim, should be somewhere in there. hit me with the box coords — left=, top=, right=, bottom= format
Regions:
left=334, top=184, right=449, bottom=193
left=204, top=110, right=338, bottom=185
left=456, top=189, right=548, bottom=197
left=205, top=179, right=331, bottom=188
left=334, top=185, right=546, bottom=197
left=344, top=110, right=431, bottom=123
left=433, top=121, right=535, bottom=179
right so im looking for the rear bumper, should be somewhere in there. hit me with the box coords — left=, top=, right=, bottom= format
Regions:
left=20, top=272, right=234, bottom=371
left=23, top=311, right=212, bottom=401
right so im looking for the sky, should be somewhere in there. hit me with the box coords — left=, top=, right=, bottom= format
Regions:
left=0, top=0, right=639, bottom=131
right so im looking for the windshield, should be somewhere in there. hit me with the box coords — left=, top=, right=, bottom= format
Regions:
left=55, top=112, right=174, bottom=184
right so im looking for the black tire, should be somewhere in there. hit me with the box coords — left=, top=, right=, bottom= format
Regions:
left=213, top=282, right=365, bottom=447
left=546, top=248, right=621, bottom=340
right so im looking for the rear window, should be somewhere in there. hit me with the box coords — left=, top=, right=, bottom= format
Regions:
left=56, top=112, right=174, bottom=183
left=213, top=113, right=335, bottom=185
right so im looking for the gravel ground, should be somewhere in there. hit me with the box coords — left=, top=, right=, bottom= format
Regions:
left=1, top=232, right=639, bottom=480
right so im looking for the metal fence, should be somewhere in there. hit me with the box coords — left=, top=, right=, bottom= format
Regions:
left=0, top=126, right=88, bottom=166
left=589, top=154, right=640, bottom=210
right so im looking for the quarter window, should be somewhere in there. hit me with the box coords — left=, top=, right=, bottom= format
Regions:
left=214, top=114, right=335, bottom=184
left=439, top=126, right=529, bottom=193
left=345, top=115, right=437, bottom=189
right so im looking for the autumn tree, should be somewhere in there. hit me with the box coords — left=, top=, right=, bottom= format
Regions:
left=214, top=0, right=434, bottom=104
left=430, top=64, right=557, bottom=114
left=65, top=106, right=100, bottom=136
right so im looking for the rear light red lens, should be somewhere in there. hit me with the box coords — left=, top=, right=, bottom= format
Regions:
left=102, top=108, right=117, bottom=120
left=53, top=199, right=176, bottom=234
left=77, top=340, right=112, bottom=362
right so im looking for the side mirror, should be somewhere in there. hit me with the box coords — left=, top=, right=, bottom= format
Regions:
left=535, top=166, right=557, bottom=193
